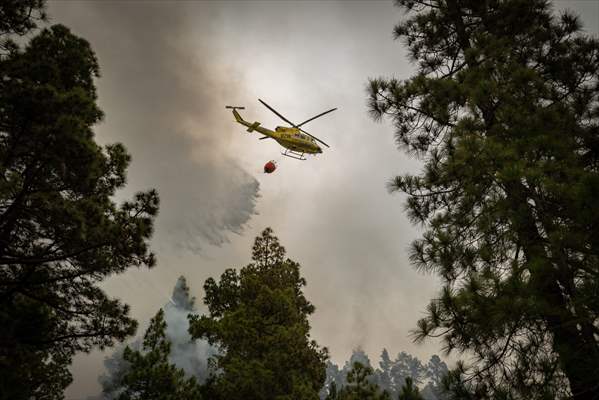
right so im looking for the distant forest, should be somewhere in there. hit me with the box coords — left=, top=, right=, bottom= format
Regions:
left=93, top=276, right=448, bottom=400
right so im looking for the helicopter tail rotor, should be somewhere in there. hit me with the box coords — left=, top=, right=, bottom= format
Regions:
left=226, top=105, right=246, bottom=124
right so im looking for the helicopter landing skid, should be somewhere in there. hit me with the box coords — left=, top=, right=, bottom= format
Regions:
left=282, top=149, right=306, bottom=160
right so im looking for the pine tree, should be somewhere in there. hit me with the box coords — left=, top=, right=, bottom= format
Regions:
left=188, top=228, right=328, bottom=400
left=99, top=342, right=138, bottom=400
left=368, top=1, right=599, bottom=398
left=344, top=348, right=373, bottom=373
left=117, top=309, right=202, bottom=400
left=424, top=355, right=448, bottom=388
left=337, top=362, right=390, bottom=400
left=325, top=381, right=339, bottom=400
left=422, top=355, right=449, bottom=400
left=377, top=349, right=393, bottom=393
left=399, top=377, right=424, bottom=400
left=0, top=23, right=159, bottom=398
left=391, top=351, right=424, bottom=389
left=321, top=360, right=344, bottom=399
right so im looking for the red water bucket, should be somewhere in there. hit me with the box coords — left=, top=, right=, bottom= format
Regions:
left=264, top=160, right=276, bottom=174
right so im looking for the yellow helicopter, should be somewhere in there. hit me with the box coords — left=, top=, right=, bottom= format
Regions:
left=226, top=99, right=336, bottom=160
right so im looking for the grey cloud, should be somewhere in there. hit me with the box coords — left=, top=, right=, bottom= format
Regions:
left=49, top=1, right=259, bottom=254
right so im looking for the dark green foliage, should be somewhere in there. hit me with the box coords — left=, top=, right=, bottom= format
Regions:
left=368, top=1, right=599, bottom=398
left=399, top=377, right=424, bottom=400
left=100, top=342, right=138, bottom=400
left=0, top=23, right=158, bottom=398
left=188, top=228, right=328, bottom=400
left=0, top=0, right=46, bottom=53
left=0, top=296, right=72, bottom=400
left=335, top=362, right=390, bottom=400
left=117, top=309, right=202, bottom=400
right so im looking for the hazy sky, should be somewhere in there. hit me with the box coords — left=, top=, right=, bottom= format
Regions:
left=44, top=1, right=599, bottom=398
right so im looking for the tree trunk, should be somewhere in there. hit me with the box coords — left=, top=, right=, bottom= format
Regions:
left=508, top=181, right=599, bottom=399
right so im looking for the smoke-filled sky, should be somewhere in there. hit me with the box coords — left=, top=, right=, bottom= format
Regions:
left=43, top=1, right=599, bottom=398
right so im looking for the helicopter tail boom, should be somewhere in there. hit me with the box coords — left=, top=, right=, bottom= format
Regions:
left=246, top=121, right=261, bottom=132
left=225, top=104, right=274, bottom=138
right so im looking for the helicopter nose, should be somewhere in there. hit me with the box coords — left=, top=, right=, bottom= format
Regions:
left=317, top=147, right=322, bottom=153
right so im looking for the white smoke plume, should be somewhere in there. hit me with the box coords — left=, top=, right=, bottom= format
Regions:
left=94, top=276, right=216, bottom=399
left=163, top=276, right=218, bottom=381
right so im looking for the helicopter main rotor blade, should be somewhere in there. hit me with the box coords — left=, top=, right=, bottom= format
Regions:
left=258, top=98, right=331, bottom=148
left=296, top=107, right=337, bottom=127
left=258, top=99, right=297, bottom=127
left=300, top=128, right=330, bottom=148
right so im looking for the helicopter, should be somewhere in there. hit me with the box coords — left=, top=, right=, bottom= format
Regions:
left=226, top=99, right=336, bottom=160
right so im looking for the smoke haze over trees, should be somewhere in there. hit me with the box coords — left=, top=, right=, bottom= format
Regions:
left=321, top=349, right=448, bottom=400
left=95, top=230, right=331, bottom=400
left=96, top=276, right=450, bottom=400
left=95, top=276, right=217, bottom=399
left=116, top=309, right=203, bottom=400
